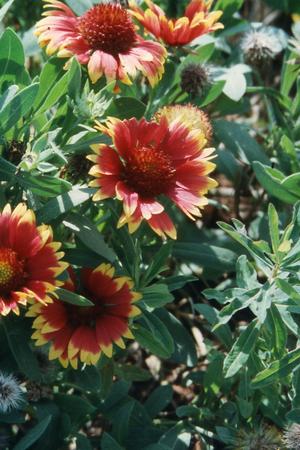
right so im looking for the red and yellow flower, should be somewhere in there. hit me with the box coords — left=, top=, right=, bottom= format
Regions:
left=88, top=107, right=217, bottom=239
left=129, top=0, right=223, bottom=47
left=0, top=204, right=67, bottom=316
left=35, top=1, right=166, bottom=91
left=27, top=264, right=141, bottom=368
left=155, top=104, right=213, bottom=143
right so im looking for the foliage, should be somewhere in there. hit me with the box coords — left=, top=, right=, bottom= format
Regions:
left=1, top=0, right=300, bottom=449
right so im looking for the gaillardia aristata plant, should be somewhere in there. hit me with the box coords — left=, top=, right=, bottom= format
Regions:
left=4, top=0, right=300, bottom=448
left=35, top=1, right=166, bottom=90
left=88, top=107, right=217, bottom=239
left=0, top=204, right=67, bottom=316
left=27, top=264, right=141, bottom=369
left=129, top=0, right=223, bottom=46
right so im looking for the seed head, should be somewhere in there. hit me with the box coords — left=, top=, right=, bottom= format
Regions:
left=283, top=423, right=300, bottom=449
left=180, top=63, right=210, bottom=98
left=0, top=372, right=23, bottom=413
left=241, top=27, right=283, bottom=67
left=229, top=424, right=281, bottom=450
left=61, top=153, right=92, bottom=185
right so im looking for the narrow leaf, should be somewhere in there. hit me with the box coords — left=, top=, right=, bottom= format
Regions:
left=224, top=319, right=261, bottom=378
left=252, top=348, right=300, bottom=389
left=13, top=416, right=52, bottom=450
left=56, top=288, right=94, bottom=307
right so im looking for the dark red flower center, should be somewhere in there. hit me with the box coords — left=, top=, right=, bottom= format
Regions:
left=0, top=248, right=25, bottom=296
left=77, top=4, right=137, bottom=55
left=122, top=146, right=175, bottom=197
left=65, top=283, right=114, bottom=328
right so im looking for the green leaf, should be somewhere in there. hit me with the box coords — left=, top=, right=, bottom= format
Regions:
left=0, top=410, right=25, bottom=424
left=148, top=60, right=177, bottom=113
left=281, top=173, right=300, bottom=196
left=215, top=427, right=236, bottom=445
left=263, top=0, right=300, bottom=13
left=194, top=304, right=233, bottom=348
left=135, top=326, right=172, bottom=359
left=144, top=385, right=173, bottom=418
left=101, top=433, right=124, bottom=450
left=106, top=97, right=146, bottom=120
left=75, top=434, right=93, bottom=450
left=218, top=221, right=273, bottom=276
left=0, top=28, right=30, bottom=90
left=224, top=319, right=261, bottom=378
left=286, top=408, right=300, bottom=422
left=164, top=275, right=197, bottom=292
left=176, top=405, right=200, bottom=418
left=277, top=305, right=300, bottom=337
left=159, top=423, right=191, bottom=450
left=213, top=120, right=269, bottom=165
left=0, top=155, right=15, bottom=179
left=214, top=0, right=244, bottom=20
left=253, top=162, right=299, bottom=204
left=212, top=288, right=260, bottom=328
left=143, top=242, right=173, bottom=285
left=114, top=364, right=151, bottom=382
left=141, top=284, right=174, bottom=310
left=33, top=58, right=69, bottom=115
left=0, top=0, right=14, bottom=21
left=156, top=309, right=197, bottom=367
left=56, top=288, right=94, bottom=307
left=216, top=147, right=242, bottom=181
left=267, top=304, right=287, bottom=357
left=99, top=359, right=114, bottom=399
left=2, top=316, right=41, bottom=381
left=67, top=366, right=101, bottom=392
left=63, top=213, right=116, bottom=263
left=236, top=255, right=259, bottom=289
left=252, top=348, right=300, bottom=389
left=280, top=135, right=300, bottom=171
left=198, top=80, right=225, bottom=107
left=135, top=311, right=174, bottom=359
left=276, top=278, right=300, bottom=302
left=101, top=379, right=130, bottom=410
left=173, top=242, right=236, bottom=273
left=268, top=204, right=280, bottom=254
left=54, top=394, right=95, bottom=428
left=144, top=445, right=170, bottom=450
left=36, top=187, right=93, bottom=222
left=67, top=57, right=82, bottom=99
left=13, top=415, right=52, bottom=450
left=17, top=171, right=71, bottom=198
left=0, top=83, right=39, bottom=134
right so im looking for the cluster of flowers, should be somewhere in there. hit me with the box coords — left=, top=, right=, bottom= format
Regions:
left=0, top=0, right=222, bottom=371
left=36, top=0, right=223, bottom=91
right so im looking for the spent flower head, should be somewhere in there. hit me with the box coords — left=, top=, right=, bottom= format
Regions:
left=62, top=153, right=93, bottom=185
left=0, top=372, right=23, bottom=413
left=229, top=424, right=281, bottom=450
left=283, top=423, right=300, bottom=450
left=241, top=26, right=284, bottom=67
left=180, top=63, right=211, bottom=98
